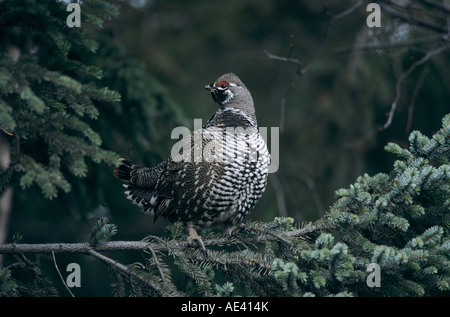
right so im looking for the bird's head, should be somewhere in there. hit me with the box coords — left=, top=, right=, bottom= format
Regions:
left=205, top=73, right=255, bottom=121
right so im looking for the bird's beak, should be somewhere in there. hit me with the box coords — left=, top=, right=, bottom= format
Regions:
left=205, top=83, right=215, bottom=91
left=205, top=83, right=219, bottom=103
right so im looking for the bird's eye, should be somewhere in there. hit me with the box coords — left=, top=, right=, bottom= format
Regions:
left=218, top=81, right=229, bottom=89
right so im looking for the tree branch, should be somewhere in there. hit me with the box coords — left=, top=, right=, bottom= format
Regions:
left=0, top=222, right=330, bottom=256
left=0, top=241, right=149, bottom=254
left=0, top=221, right=331, bottom=296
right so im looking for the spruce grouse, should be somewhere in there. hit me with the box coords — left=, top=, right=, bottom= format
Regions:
left=114, top=73, right=270, bottom=249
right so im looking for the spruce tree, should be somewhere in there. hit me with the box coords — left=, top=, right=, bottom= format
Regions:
left=268, top=114, right=450, bottom=296
left=0, top=0, right=121, bottom=199
left=0, top=0, right=184, bottom=217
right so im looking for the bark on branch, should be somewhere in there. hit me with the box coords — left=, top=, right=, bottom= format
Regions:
left=0, top=222, right=329, bottom=255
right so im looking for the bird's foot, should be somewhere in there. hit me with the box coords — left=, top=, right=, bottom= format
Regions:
left=186, top=227, right=206, bottom=251
left=225, top=225, right=238, bottom=239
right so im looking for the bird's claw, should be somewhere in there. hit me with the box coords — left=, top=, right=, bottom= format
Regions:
left=186, top=227, right=206, bottom=251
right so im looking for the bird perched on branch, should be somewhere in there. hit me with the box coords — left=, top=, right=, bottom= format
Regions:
left=114, top=73, right=270, bottom=250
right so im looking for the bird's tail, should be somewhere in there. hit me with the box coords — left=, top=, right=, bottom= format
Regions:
left=113, top=158, right=134, bottom=182
left=114, top=158, right=158, bottom=216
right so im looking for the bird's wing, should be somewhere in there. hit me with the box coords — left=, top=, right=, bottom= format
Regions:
left=154, top=128, right=226, bottom=221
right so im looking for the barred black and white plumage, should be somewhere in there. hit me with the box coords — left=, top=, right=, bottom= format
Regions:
left=114, top=73, right=270, bottom=249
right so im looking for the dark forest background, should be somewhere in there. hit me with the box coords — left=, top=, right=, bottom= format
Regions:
left=0, top=0, right=449, bottom=296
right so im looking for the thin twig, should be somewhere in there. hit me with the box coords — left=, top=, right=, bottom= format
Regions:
left=263, top=51, right=302, bottom=66
left=405, top=67, right=429, bottom=135
left=264, top=1, right=364, bottom=131
left=381, top=44, right=450, bottom=130
left=52, top=251, right=75, bottom=297
left=379, top=1, right=448, bottom=34
left=334, top=35, right=445, bottom=55
left=145, top=245, right=165, bottom=281
left=87, top=248, right=176, bottom=296
left=420, top=0, right=450, bottom=14
left=269, top=173, right=287, bottom=217
left=263, top=49, right=302, bottom=131
left=288, top=221, right=332, bottom=237
left=331, top=0, right=364, bottom=21
left=245, top=225, right=293, bottom=246
left=278, top=171, right=325, bottom=217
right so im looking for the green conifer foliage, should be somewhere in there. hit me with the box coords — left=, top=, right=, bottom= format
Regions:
left=318, top=114, right=450, bottom=296
left=0, top=0, right=120, bottom=199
